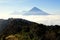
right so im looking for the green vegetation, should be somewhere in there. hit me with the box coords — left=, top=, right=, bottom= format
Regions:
left=0, top=18, right=60, bottom=40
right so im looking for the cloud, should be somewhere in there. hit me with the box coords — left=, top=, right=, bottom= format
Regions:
left=0, top=14, right=60, bottom=25
left=11, top=11, right=26, bottom=15
left=7, top=15, right=60, bottom=25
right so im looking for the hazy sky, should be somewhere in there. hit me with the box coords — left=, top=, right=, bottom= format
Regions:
left=0, top=0, right=60, bottom=25
left=0, top=0, right=60, bottom=15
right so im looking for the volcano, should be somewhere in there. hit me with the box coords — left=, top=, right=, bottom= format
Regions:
left=24, top=7, right=49, bottom=15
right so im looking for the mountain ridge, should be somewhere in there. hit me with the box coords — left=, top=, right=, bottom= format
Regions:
left=24, top=7, right=49, bottom=15
left=0, top=18, right=60, bottom=40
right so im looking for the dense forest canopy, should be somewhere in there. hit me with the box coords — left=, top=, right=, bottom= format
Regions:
left=0, top=18, right=60, bottom=40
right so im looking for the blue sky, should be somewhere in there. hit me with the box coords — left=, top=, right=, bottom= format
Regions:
left=0, top=0, right=60, bottom=15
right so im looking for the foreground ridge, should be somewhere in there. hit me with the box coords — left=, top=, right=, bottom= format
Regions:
left=0, top=18, right=60, bottom=40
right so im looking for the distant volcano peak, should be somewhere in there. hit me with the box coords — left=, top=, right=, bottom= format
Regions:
left=24, top=7, right=49, bottom=15
left=30, top=7, right=41, bottom=12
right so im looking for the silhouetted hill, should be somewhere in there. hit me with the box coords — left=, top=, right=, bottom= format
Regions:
left=0, top=19, right=9, bottom=33
left=0, top=18, right=60, bottom=40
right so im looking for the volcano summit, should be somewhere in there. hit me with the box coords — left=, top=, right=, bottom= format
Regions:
left=24, top=7, right=49, bottom=15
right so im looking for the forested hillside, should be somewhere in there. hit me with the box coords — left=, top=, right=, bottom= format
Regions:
left=0, top=18, right=60, bottom=40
